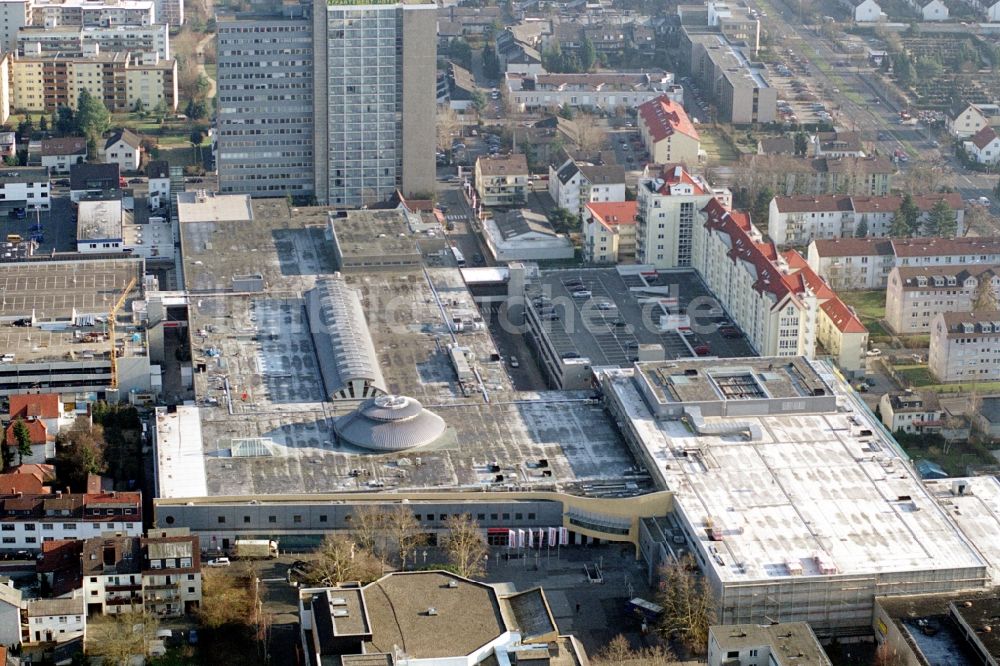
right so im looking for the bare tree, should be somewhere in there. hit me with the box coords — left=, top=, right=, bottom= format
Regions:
left=443, top=514, right=489, bottom=579
left=197, top=568, right=254, bottom=629
left=87, top=612, right=159, bottom=666
left=386, top=504, right=426, bottom=569
left=438, top=108, right=461, bottom=154
left=310, top=533, right=383, bottom=586
left=574, top=112, right=607, bottom=156
left=655, top=555, right=717, bottom=656
left=592, top=634, right=678, bottom=665
left=352, top=505, right=389, bottom=561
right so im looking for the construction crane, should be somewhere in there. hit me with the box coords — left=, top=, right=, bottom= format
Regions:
left=109, top=276, right=137, bottom=392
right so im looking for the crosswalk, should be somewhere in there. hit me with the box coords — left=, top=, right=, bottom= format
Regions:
left=445, top=214, right=467, bottom=222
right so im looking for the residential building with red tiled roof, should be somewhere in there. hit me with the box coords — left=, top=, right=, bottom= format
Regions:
left=583, top=201, right=638, bottom=263
left=885, top=264, right=1000, bottom=335
left=769, top=193, right=965, bottom=245
left=637, top=94, right=701, bottom=165
left=3, top=417, right=53, bottom=465
left=636, top=165, right=730, bottom=268
left=964, top=126, right=1000, bottom=165
left=0, top=490, right=142, bottom=552
left=695, top=199, right=868, bottom=375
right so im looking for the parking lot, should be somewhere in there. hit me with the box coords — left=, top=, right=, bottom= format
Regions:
left=525, top=269, right=755, bottom=368
left=0, top=192, right=77, bottom=255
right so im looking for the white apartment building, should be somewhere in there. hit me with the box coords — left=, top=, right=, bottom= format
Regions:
left=878, top=391, right=968, bottom=440
left=583, top=200, right=638, bottom=264
left=637, top=94, right=701, bottom=165
left=885, top=264, right=1000, bottom=334
left=694, top=199, right=868, bottom=375
left=548, top=158, right=626, bottom=217
left=635, top=165, right=719, bottom=268
left=141, top=531, right=202, bottom=616
left=930, top=310, right=1000, bottom=383
left=0, top=0, right=31, bottom=53
left=807, top=236, right=1000, bottom=290
left=474, top=154, right=528, bottom=207
left=82, top=535, right=142, bottom=615
left=0, top=492, right=142, bottom=552
left=769, top=193, right=965, bottom=246
left=146, top=159, right=170, bottom=210
left=24, top=597, right=85, bottom=644
left=0, top=166, right=49, bottom=212
left=31, top=0, right=155, bottom=28
left=17, top=23, right=170, bottom=59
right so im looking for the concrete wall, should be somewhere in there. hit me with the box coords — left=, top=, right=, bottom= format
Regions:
left=401, top=4, right=437, bottom=198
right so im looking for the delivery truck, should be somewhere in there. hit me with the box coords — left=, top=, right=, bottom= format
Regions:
left=233, top=539, right=278, bottom=559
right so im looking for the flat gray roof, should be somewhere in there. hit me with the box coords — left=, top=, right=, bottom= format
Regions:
left=168, top=203, right=647, bottom=499
left=0, top=258, right=143, bottom=320
left=526, top=268, right=755, bottom=367
left=177, top=191, right=253, bottom=224
left=77, top=198, right=124, bottom=242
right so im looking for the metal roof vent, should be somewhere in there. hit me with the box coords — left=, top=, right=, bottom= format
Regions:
left=426, top=607, right=438, bottom=616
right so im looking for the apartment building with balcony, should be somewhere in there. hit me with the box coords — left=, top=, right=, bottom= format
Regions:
left=548, top=157, right=626, bottom=217
left=30, top=0, right=155, bottom=28
left=82, top=535, right=142, bottom=615
left=769, top=193, right=964, bottom=246
left=475, top=154, right=528, bottom=207
left=930, top=310, right=1000, bottom=383
left=878, top=390, right=970, bottom=440
left=681, top=28, right=775, bottom=124
left=583, top=200, right=638, bottom=264
left=694, top=199, right=867, bottom=375
left=635, top=164, right=720, bottom=268
left=11, top=48, right=177, bottom=114
left=141, top=530, right=201, bottom=617
left=885, top=264, right=1000, bottom=334
left=17, top=24, right=170, bottom=59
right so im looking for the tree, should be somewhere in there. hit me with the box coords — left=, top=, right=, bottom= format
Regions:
left=54, top=106, right=75, bottom=135
left=310, top=533, right=383, bottom=586
left=17, top=115, right=33, bottom=140
left=893, top=52, right=914, bottom=87
left=1, top=443, right=13, bottom=472
left=385, top=505, right=425, bottom=569
left=54, top=417, right=106, bottom=491
left=896, top=193, right=920, bottom=237
left=580, top=36, right=596, bottom=72
left=190, top=129, right=205, bottom=166
left=575, top=112, right=607, bottom=156
left=198, top=568, right=255, bottom=629
left=471, top=90, right=487, bottom=115
left=592, top=635, right=678, bottom=665
left=443, top=514, right=489, bottom=579
left=750, top=186, right=773, bottom=231
left=352, top=505, right=389, bottom=562
left=482, top=45, right=502, bottom=80
left=655, top=555, right=716, bottom=656
left=87, top=612, right=159, bottom=666
left=855, top=218, right=869, bottom=238
left=12, top=419, right=33, bottom=466
left=793, top=131, right=809, bottom=156
left=448, top=39, right=473, bottom=69
left=76, top=89, right=111, bottom=141
left=38, top=115, right=48, bottom=132
left=558, top=105, right=575, bottom=120
left=185, top=98, right=207, bottom=120
left=548, top=207, right=579, bottom=233
left=926, top=199, right=957, bottom=236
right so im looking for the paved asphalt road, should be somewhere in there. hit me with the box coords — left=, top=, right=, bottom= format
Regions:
left=749, top=0, right=999, bottom=223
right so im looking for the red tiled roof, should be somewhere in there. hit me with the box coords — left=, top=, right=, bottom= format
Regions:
left=638, top=95, right=699, bottom=143
left=0, top=473, right=46, bottom=495
left=810, top=237, right=895, bottom=257
left=781, top=250, right=867, bottom=334
left=586, top=201, right=638, bottom=231
left=970, top=125, right=999, bottom=150
left=85, top=491, right=141, bottom=506
left=649, top=163, right=707, bottom=195
left=15, top=464, right=57, bottom=485
left=4, top=418, right=49, bottom=446
left=703, top=199, right=794, bottom=301
left=9, top=394, right=60, bottom=420
left=891, top=236, right=1000, bottom=258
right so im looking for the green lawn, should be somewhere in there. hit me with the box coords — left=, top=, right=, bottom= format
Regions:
left=894, top=364, right=935, bottom=387
left=839, top=290, right=885, bottom=321
left=698, top=128, right=740, bottom=165
left=897, top=436, right=998, bottom=476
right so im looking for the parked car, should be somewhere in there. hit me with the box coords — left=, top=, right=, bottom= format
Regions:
left=571, top=290, right=592, bottom=299
left=866, top=348, right=882, bottom=357
left=206, top=557, right=231, bottom=567
left=719, top=326, right=741, bottom=338
left=693, top=344, right=711, bottom=356
left=509, top=355, right=519, bottom=368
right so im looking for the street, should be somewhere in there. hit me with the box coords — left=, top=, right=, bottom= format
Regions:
left=749, top=0, right=999, bottom=223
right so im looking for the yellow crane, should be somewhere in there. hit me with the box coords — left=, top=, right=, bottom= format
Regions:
left=109, top=276, right=137, bottom=391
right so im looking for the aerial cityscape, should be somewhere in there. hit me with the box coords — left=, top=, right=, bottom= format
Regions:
left=0, top=0, right=1000, bottom=663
